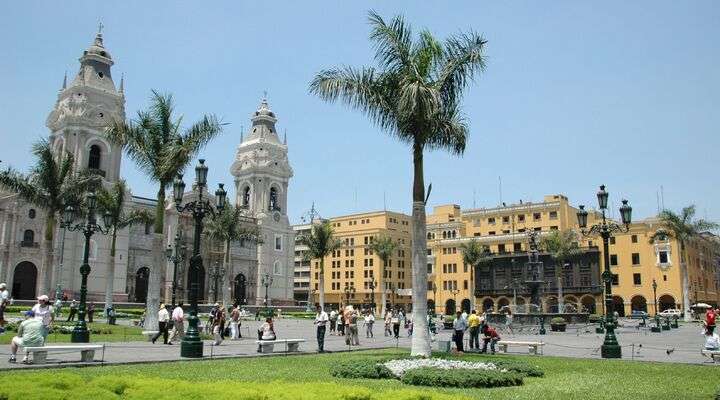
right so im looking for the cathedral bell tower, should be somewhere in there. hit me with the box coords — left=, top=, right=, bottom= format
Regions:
left=45, top=28, right=125, bottom=184
left=230, top=97, right=294, bottom=306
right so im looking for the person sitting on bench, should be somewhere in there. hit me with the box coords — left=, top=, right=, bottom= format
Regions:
left=703, top=322, right=720, bottom=351
left=9, top=310, right=44, bottom=364
left=257, top=317, right=276, bottom=352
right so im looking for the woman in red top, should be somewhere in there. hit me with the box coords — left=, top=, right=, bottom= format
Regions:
left=706, top=308, right=716, bottom=334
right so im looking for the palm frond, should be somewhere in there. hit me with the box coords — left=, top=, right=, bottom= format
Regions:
left=437, top=31, right=487, bottom=107
left=425, top=105, right=468, bottom=155
left=366, top=234, right=398, bottom=263
left=368, top=10, right=412, bottom=72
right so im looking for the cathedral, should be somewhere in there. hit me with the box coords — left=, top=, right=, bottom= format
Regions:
left=0, top=31, right=296, bottom=307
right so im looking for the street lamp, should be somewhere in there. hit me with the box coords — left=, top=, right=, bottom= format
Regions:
left=60, top=191, right=112, bottom=343
left=208, top=261, right=226, bottom=304
left=431, top=282, right=437, bottom=316
left=367, top=277, right=377, bottom=314
left=172, top=159, right=226, bottom=358
left=165, top=231, right=187, bottom=309
left=651, top=278, right=661, bottom=332
left=450, top=288, right=459, bottom=314
left=344, top=285, right=356, bottom=306
left=261, top=272, right=274, bottom=317
left=525, top=231, right=546, bottom=334
left=576, top=185, right=632, bottom=359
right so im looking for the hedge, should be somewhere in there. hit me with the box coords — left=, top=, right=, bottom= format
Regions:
left=400, top=367, right=524, bottom=388
left=330, top=358, right=395, bottom=379
left=492, top=360, right=544, bottom=377
left=0, top=373, right=469, bottom=400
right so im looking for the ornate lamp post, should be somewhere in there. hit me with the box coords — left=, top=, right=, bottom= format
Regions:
left=165, top=231, right=186, bottom=309
left=172, top=159, right=227, bottom=358
left=208, top=261, right=226, bottom=304
left=344, top=285, right=356, bottom=306
left=576, top=184, right=632, bottom=358
left=60, top=191, right=112, bottom=343
left=651, top=278, right=661, bottom=332
left=525, top=230, right=546, bottom=334
left=450, top=288, right=459, bottom=313
left=367, top=277, right=377, bottom=314
left=261, top=272, right=274, bottom=317
left=431, top=282, right=437, bottom=316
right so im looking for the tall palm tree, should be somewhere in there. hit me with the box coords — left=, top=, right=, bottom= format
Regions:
left=459, top=239, right=491, bottom=311
left=105, top=90, right=223, bottom=234
left=298, top=221, right=342, bottom=312
left=651, top=206, right=718, bottom=321
left=366, top=234, right=398, bottom=316
left=96, top=180, right=153, bottom=311
left=310, top=11, right=487, bottom=357
left=204, top=204, right=261, bottom=305
left=540, top=229, right=583, bottom=313
left=0, top=139, right=95, bottom=296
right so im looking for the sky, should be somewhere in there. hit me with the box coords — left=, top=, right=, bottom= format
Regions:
left=1, top=1, right=718, bottom=225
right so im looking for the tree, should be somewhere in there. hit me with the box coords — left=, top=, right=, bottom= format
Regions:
left=651, top=206, right=718, bottom=321
left=105, top=90, right=223, bottom=235
left=297, top=221, right=342, bottom=312
left=309, top=11, right=487, bottom=357
left=204, top=204, right=261, bottom=305
left=459, top=239, right=492, bottom=311
left=96, top=180, right=153, bottom=311
left=540, top=229, right=583, bottom=313
left=0, top=139, right=95, bottom=296
left=366, top=234, right=398, bottom=316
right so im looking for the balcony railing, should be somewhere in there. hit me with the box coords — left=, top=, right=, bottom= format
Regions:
left=20, top=241, right=39, bottom=248
left=474, top=285, right=602, bottom=297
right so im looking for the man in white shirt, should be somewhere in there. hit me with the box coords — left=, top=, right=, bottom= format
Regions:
left=169, top=302, right=185, bottom=344
left=0, top=283, right=9, bottom=329
left=31, top=295, right=54, bottom=339
left=152, top=304, right=170, bottom=345
left=314, top=305, right=329, bottom=352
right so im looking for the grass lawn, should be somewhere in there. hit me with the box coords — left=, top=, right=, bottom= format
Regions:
left=0, top=322, right=146, bottom=344
left=2, top=349, right=719, bottom=399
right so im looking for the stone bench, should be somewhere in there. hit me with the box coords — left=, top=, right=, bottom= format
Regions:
left=255, top=339, right=306, bottom=353
left=141, top=330, right=159, bottom=341
left=497, top=340, right=544, bottom=355
left=701, top=349, right=720, bottom=363
left=23, top=344, right=104, bottom=364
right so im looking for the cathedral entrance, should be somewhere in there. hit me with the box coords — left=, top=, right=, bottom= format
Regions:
left=134, top=267, right=149, bottom=303
left=233, top=273, right=247, bottom=305
left=12, top=261, right=37, bottom=300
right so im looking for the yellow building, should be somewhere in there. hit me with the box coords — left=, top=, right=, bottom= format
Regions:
left=305, top=211, right=413, bottom=311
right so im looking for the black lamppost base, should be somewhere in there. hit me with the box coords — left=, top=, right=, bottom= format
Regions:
left=71, top=326, right=89, bottom=343
left=180, top=315, right=203, bottom=358
left=601, top=344, right=621, bottom=358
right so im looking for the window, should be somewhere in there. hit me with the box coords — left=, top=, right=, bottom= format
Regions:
left=663, top=274, right=667, bottom=282
left=498, top=244, right=506, bottom=254
left=659, top=251, right=669, bottom=264
left=631, top=253, right=640, bottom=265
left=513, top=243, right=522, bottom=252
left=488, top=217, right=496, bottom=225
left=631, top=235, right=638, bottom=243
left=517, top=214, right=525, bottom=222
left=534, top=227, right=542, bottom=232
left=144, top=222, right=152, bottom=235
left=549, top=211, right=558, bottom=219
left=242, top=186, right=250, bottom=207
left=502, top=230, right=510, bottom=234
left=28, top=209, right=36, bottom=219
left=533, top=213, right=541, bottom=221
left=610, top=254, right=618, bottom=266
left=550, top=226, right=558, bottom=231
left=88, top=145, right=101, bottom=169
left=463, top=280, right=468, bottom=290
left=611, top=274, right=619, bottom=286
left=426, top=249, right=432, bottom=255
left=275, top=235, right=282, bottom=251
left=502, top=216, right=510, bottom=224
left=633, top=273, right=641, bottom=285
left=269, top=187, right=279, bottom=211
left=427, top=264, right=433, bottom=274
left=609, top=237, right=616, bottom=245
left=22, top=229, right=34, bottom=244
left=489, top=231, right=496, bottom=236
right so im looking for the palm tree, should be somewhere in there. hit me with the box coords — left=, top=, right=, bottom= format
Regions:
left=651, top=206, right=718, bottom=321
left=105, top=90, right=223, bottom=234
left=96, top=180, right=153, bottom=311
left=298, top=221, right=342, bottom=312
left=540, top=230, right=583, bottom=313
left=204, top=204, right=261, bottom=305
left=310, top=11, right=487, bottom=357
left=0, top=139, right=95, bottom=296
left=366, top=234, right=398, bottom=316
left=459, top=239, right=492, bottom=311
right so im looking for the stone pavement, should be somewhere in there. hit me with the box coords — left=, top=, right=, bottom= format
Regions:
left=0, top=317, right=714, bottom=369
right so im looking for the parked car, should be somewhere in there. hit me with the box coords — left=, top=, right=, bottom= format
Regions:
left=630, top=310, right=648, bottom=319
left=658, top=309, right=681, bottom=318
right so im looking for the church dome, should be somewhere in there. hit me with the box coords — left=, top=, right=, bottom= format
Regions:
left=253, top=97, right=275, bottom=119
left=83, top=33, right=112, bottom=60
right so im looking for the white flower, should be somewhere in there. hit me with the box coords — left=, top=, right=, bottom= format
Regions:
left=382, top=358, right=503, bottom=378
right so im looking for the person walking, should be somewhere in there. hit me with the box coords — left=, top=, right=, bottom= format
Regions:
left=467, top=309, right=481, bottom=350
left=66, top=299, right=77, bottom=322
left=31, top=295, right=54, bottom=340
left=212, top=306, right=225, bottom=346
left=706, top=308, right=716, bottom=334
left=53, top=297, right=62, bottom=320
left=504, top=308, right=514, bottom=335
left=87, top=302, right=95, bottom=323
left=329, top=309, right=337, bottom=333
left=169, top=302, right=185, bottom=344
left=337, top=308, right=345, bottom=336
left=453, top=311, right=467, bottom=353
left=229, top=304, right=241, bottom=340
left=349, top=308, right=360, bottom=346
left=391, top=310, right=401, bottom=339
left=314, top=305, right=328, bottom=352
left=257, top=317, right=276, bottom=352
left=384, top=310, right=392, bottom=337
left=0, top=283, right=9, bottom=331
left=8, top=310, right=44, bottom=364
left=151, top=304, right=170, bottom=345
left=481, top=323, right=501, bottom=354
left=364, top=311, right=375, bottom=338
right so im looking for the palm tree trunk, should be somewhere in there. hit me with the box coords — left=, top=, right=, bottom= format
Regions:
left=222, top=239, right=231, bottom=306
left=318, top=258, right=326, bottom=311
left=557, top=273, right=564, bottom=313
left=681, top=241, right=691, bottom=322
left=410, top=143, right=430, bottom=357
left=154, top=184, right=166, bottom=234
left=144, top=234, right=163, bottom=331
left=104, top=230, right=117, bottom=311
left=41, top=216, right=56, bottom=296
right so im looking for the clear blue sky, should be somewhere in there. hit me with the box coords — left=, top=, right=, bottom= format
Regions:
left=1, top=1, right=718, bottom=224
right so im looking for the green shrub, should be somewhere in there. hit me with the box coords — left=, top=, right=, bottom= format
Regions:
left=330, top=358, right=395, bottom=379
left=550, top=317, right=566, bottom=325
left=588, top=314, right=603, bottom=322
left=400, top=367, right=523, bottom=388
left=493, top=360, right=544, bottom=377
left=443, top=315, right=454, bottom=323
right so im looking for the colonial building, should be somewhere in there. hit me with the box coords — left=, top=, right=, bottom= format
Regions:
left=0, top=31, right=292, bottom=307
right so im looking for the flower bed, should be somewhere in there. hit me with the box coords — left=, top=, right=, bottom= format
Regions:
left=383, top=358, right=500, bottom=378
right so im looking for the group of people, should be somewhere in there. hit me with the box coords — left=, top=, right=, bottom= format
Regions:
left=453, top=309, right=501, bottom=354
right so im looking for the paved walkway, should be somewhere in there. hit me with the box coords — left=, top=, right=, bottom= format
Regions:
left=0, top=318, right=714, bottom=369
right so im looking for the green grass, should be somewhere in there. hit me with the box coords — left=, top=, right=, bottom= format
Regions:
left=0, top=322, right=145, bottom=344
left=2, top=349, right=719, bottom=399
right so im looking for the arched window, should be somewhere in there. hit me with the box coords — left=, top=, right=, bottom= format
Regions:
left=442, top=231, right=447, bottom=239
left=22, top=230, right=34, bottom=244
left=427, top=232, right=432, bottom=240
left=242, top=186, right=250, bottom=207
left=28, top=209, right=36, bottom=219
left=269, top=187, right=278, bottom=211
left=88, top=145, right=101, bottom=170
left=452, top=230, right=457, bottom=238
left=273, top=260, right=281, bottom=275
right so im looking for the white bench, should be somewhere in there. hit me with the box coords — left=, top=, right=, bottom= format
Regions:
left=255, top=339, right=306, bottom=353
left=23, top=344, right=104, bottom=364
left=141, top=330, right=159, bottom=341
left=497, top=340, right=544, bottom=355
left=701, top=349, right=720, bottom=363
